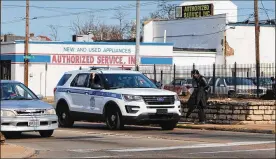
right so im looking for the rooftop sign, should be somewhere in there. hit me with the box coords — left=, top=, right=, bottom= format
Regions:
left=175, top=4, right=214, bottom=19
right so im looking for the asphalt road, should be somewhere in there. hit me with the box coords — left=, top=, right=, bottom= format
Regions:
left=7, top=122, right=276, bottom=158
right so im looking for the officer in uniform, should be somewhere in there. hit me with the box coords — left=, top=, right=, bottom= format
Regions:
left=186, top=69, right=210, bottom=124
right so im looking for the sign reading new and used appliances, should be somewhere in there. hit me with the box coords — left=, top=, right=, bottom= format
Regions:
left=175, top=4, right=214, bottom=19
left=51, top=46, right=135, bottom=65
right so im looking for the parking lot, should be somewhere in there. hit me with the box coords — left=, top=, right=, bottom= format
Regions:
left=6, top=122, right=275, bottom=158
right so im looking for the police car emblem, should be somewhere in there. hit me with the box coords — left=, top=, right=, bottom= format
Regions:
left=90, top=97, right=95, bottom=109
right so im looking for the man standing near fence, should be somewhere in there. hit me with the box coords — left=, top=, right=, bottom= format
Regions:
left=186, top=69, right=210, bottom=124
left=271, top=77, right=276, bottom=99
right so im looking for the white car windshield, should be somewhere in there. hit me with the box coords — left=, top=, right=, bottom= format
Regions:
left=103, top=73, right=157, bottom=89
left=1, top=83, right=38, bottom=100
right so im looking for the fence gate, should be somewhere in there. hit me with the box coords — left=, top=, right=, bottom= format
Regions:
left=0, top=60, right=11, bottom=80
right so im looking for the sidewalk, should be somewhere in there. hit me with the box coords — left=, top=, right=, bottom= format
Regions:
left=0, top=144, right=35, bottom=158
left=177, top=122, right=276, bottom=134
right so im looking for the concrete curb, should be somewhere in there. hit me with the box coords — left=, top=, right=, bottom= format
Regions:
left=176, top=124, right=276, bottom=134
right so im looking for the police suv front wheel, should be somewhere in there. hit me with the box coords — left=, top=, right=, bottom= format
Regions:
left=57, top=105, right=74, bottom=128
left=105, top=107, right=124, bottom=130
left=160, top=121, right=178, bottom=130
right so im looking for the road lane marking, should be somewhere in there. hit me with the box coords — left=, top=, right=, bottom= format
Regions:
left=69, top=155, right=132, bottom=158
left=67, top=149, right=98, bottom=153
left=108, top=141, right=275, bottom=152
left=188, top=148, right=276, bottom=154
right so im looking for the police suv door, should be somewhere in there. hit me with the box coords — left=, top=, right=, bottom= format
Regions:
left=86, top=74, right=104, bottom=114
left=69, top=73, right=90, bottom=112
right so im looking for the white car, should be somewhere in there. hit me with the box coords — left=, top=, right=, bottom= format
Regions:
left=53, top=67, right=181, bottom=130
left=208, top=77, right=267, bottom=97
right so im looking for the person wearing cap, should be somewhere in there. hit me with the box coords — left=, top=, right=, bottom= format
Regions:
left=186, top=69, right=210, bottom=124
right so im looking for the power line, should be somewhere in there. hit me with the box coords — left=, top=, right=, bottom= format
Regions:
left=154, top=12, right=270, bottom=26
left=2, top=2, right=157, bottom=24
left=4, top=4, right=269, bottom=11
left=2, top=2, right=159, bottom=25
left=153, top=28, right=227, bottom=39
left=260, top=0, right=271, bottom=21
left=2, top=4, right=161, bottom=12
left=2, top=4, right=156, bottom=10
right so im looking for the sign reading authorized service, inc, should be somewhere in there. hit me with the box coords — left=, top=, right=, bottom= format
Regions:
left=51, top=46, right=136, bottom=65
left=175, top=4, right=214, bottom=19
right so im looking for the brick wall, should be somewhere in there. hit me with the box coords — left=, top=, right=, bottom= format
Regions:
left=181, top=99, right=276, bottom=124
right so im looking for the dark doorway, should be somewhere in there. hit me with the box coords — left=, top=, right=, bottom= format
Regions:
left=0, top=60, right=11, bottom=80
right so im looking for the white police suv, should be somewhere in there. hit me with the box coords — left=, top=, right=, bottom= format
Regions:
left=53, top=67, right=181, bottom=130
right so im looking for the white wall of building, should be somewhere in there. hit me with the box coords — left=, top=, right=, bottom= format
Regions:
left=143, top=21, right=154, bottom=42
left=179, top=0, right=238, bottom=23
left=173, top=51, right=216, bottom=66
left=143, top=14, right=227, bottom=65
left=1, top=41, right=174, bottom=97
left=226, top=25, right=275, bottom=65
left=1, top=42, right=16, bottom=52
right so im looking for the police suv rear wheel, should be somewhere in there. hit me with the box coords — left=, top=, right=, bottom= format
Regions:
left=160, top=121, right=178, bottom=130
left=105, top=107, right=124, bottom=130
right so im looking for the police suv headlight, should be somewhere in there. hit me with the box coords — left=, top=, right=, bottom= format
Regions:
left=174, top=95, right=180, bottom=101
left=1, top=110, right=17, bottom=117
left=123, top=95, right=143, bottom=102
left=45, top=108, right=56, bottom=115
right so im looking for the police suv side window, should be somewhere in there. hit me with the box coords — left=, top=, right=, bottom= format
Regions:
left=57, top=74, right=72, bottom=86
left=70, top=73, right=89, bottom=87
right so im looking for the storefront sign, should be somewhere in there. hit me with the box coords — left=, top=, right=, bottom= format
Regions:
left=51, top=54, right=135, bottom=65
left=63, top=46, right=132, bottom=54
left=175, top=4, right=214, bottom=19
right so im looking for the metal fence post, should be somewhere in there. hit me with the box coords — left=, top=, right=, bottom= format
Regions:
left=153, top=64, right=156, bottom=85
left=212, top=63, right=216, bottom=95
left=161, top=70, right=163, bottom=86
left=234, top=62, right=237, bottom=93
left=256, top=63, right=260, bottom=98
left=173, top=64, right=176, bottom=88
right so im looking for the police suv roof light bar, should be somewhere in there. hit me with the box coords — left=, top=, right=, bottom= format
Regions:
left=89, top=66, right=121, bottom=70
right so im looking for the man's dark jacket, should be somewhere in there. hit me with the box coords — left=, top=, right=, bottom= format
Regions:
left=187, top=75, right=210, bottom=110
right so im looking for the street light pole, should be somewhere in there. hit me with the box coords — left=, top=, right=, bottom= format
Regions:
left=254, top=0, right=260, bottom=97
left=135, top=0, right=140, bottom=70
left=24, top=0, right=30, bottom=86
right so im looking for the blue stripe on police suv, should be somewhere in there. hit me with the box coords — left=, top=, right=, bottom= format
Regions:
left=56, top=88, right=122, bottom=99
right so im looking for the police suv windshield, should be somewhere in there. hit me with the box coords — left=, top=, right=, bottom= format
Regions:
left=103, top=73, right=157, bottom=89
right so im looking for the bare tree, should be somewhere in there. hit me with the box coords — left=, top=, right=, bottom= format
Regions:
left=48, top=25, right=59, bottom=41
left=71, top=15, right=98, bottom=35
left=148, top=0, right=177, bottom=20
left=113, top=10, right=127, bottom=32
left=112, top=10, right=131, bottom=39
left=71, top=14, right=131, bottom=41
left=158, top=0, right=176, bottom=20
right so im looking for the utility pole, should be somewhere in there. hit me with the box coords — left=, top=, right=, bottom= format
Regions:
left=135, top=0, right=140, bottom=70
left=24, top=0, right=30, bottom=86
left=254, top=0, right=260, bottom=97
